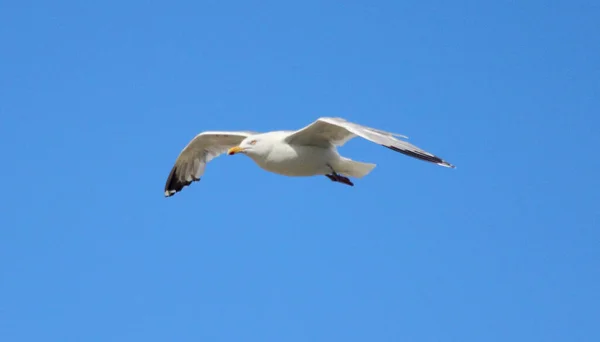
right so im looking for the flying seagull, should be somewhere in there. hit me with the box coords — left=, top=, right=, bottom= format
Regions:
left=164, top=117, right=455, bottom=197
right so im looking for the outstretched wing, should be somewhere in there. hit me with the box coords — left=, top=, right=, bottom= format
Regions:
left=164, top=131, right=255, bottom=197
left=285, top=117, right=455, bottom=168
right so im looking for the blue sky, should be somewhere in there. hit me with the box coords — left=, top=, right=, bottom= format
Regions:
left=1, top=1, right=599, bottom=341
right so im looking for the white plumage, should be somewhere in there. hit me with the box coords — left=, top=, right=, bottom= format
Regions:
left=164, top=117, right=455, bottom=197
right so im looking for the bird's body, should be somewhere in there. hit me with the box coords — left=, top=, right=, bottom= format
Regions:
left=253, top=142, right=335, bottom=177
left=243, top=132, right=342, bottom=177
left=164, top=117, right=455, bottom=197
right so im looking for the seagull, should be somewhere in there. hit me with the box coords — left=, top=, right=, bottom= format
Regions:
left=164, top=117, right=455, bottom=197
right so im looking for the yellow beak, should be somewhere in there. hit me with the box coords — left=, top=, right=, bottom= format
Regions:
left=227, top=146, right=245, bottom=155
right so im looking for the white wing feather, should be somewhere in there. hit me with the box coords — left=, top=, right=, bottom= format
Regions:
left=164, top=131, right=255, bottom=197
left=285, top=117, right=455, bottom=168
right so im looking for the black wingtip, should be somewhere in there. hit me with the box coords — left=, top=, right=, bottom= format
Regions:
left=385, top=145, right=455, bottom=169
left=164, top=165, right=200, bottom=197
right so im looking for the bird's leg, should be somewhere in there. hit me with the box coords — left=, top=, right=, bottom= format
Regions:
left=325, top=165, right=354, bottom=186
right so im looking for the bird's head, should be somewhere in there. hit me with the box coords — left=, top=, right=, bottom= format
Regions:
left=227, top=136, right=263, bottom=156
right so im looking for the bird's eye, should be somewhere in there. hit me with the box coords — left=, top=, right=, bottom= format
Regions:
left=249, top=140, right=257, bottom=145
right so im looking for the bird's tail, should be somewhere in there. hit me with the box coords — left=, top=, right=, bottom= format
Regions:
left=339, top=158, right=376, bottom=178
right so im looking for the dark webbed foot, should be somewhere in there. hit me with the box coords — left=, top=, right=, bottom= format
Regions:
left=325, top=173, right=354, bottom=186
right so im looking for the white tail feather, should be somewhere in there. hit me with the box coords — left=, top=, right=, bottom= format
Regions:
left=339, top=158, right=376, bottom=178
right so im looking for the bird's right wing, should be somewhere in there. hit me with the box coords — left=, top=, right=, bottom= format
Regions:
left=285, top=117, right=455, bottom=168
left=164, top=131, right=255, bottom=197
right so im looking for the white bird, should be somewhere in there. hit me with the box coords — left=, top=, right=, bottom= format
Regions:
left=164, top=117, right=455, bottom=197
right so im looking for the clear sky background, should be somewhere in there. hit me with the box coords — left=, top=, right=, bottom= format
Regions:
left=1, top=1, right=599, bottom=341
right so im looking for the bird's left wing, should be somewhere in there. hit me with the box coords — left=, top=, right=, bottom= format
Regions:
left=285, top=117, right=455, bottom=168
left=164, top=131, right=255, bottom=197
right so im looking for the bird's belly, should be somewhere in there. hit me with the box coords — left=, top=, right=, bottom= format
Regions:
left=254, top=145, right=335, bottom=177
